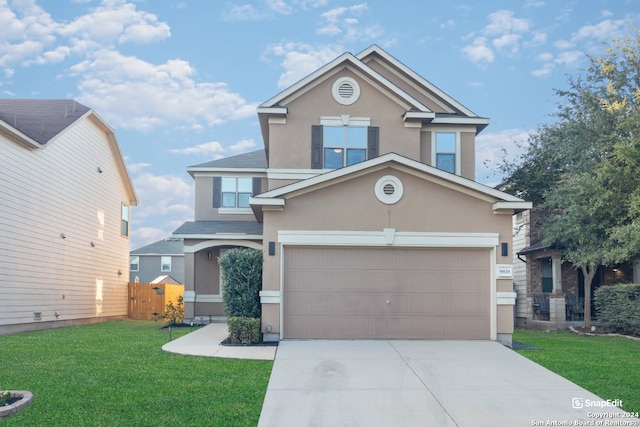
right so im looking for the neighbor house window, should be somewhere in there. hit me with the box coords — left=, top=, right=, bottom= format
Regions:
left=541, top=258, right=553, bottom=293
left=130, top=256, right=139, bottom=272
left=435, top=132, right=457, bottom=174
left=161, top=256, right=172, bottom=272
left=323, top=125, right=367, bottom=168
left=121, top=204, right=129, bottom=237
left=221, top=177, right=252, bottom=208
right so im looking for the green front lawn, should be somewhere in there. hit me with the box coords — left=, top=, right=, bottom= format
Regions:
left=0, top=320, right=272, bottom=426
left=514, top=329, right=640, bottom=414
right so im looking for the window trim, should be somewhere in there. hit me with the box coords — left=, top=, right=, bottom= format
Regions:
left=319, top=116, right=372, bottom=169
left=214, top=176, right=261, bottom=212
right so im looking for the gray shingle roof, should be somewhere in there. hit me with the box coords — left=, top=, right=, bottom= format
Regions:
left=189, top=149, right=267, bottom=169
left=0, top=99, right=91, bottom=145
left=173, top=221, right=263, bottom=236
left=130, top=238, right=184, bottom=255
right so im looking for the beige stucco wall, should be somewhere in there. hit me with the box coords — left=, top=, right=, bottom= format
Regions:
left=260, top=166, right=515, bottom=337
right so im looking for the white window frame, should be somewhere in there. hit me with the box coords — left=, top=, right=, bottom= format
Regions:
left=121, top=204, right=129, bottom=237
left=161, top=256, right=172, bottom=272
left=130, top=256, right=139, bottom=272
left=320, top=116, right=371, bottom=169
left=431, top=129, right=461, bottom=175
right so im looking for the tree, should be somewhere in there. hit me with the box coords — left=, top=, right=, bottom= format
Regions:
left=500, top=27, right=640, bottom=328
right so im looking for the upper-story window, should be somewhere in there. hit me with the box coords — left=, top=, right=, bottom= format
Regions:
left=213, top=176, right=261, bottom=212
left=130, top=256, right=139, bottom=272
left=121, top=204, right=129, bottom=237
left=161, top=256, right=172, bottom=272
left=222, top=177, right=252, bottom=208
left=433, top=131, right=459, bottom=174
left=311, top=116, right=378, bottom=169
left=323, top=126, right=367, bottom=168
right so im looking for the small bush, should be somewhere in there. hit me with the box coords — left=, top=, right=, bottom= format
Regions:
left=594, top=284, right=640, bottom=336
left=0, top=390, right=12, bottom=406
left=228, top=317, right=261, bottom=345
left=219, top=248, right=263, bottom=318
left=162, top=296, right=184, bottom=325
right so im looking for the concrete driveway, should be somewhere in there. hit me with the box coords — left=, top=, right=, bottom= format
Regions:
left=258, top=340, right=637, bottom=427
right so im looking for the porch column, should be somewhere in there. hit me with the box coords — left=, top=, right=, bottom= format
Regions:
left=633, top=261, right=640, bottom=284
left=182, top=251, right=196, bottom=320
left=551, top=254, right=562, bottom=293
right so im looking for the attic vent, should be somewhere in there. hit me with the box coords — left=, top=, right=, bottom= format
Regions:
left=375, top=175, right=403, bottom=205
left=332, top=77, right=360, bottom=105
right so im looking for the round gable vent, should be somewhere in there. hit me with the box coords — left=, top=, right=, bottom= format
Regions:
left=375, top=175, right=403, bottom=205
left=332, top=77, right=360, bottom=105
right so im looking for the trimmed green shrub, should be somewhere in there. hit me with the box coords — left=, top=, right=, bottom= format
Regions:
left=219, top=248, right=263, bottom=318
left=594, top=284, right=640, bottom=336
left=228, top=317, right=261, bottom=345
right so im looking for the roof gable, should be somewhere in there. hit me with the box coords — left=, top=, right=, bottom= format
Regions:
left=356, top=45, right=478, bottom=117
left=250, top=153, right=530, bottom=221
left=258, top=50, right=432, bottom=114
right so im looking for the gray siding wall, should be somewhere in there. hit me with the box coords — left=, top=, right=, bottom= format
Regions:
left=130, top=255, right=185, bottom=284
left=512, top=211, right=529, bottom=319
left=1, top=118, right=132, bottom=328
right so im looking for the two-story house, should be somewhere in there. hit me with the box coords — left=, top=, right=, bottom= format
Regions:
left=0, top=99, right=137, bottom=335
left=174, top=45, right=530, bottom=346
left=130, top=237, right=185, bottom=284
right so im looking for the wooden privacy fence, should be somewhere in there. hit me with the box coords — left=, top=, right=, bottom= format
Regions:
left=128, top=282, right=184, bottom=321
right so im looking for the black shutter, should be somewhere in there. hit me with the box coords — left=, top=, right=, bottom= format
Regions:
left=367, top=126, right=379, bottom=159
left=311, top=125, right=323, bottom=169
left=212, top=176, right=221, bottom=208
left=252, top=177, right=262, bottom=196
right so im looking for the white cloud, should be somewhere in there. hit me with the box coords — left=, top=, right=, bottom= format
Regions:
left=169, top=141, right=225, bottom=156
left=475, top=128, right=532, bottom=184
left=229, top=138, right=257, bottom=152
left=554, top=50, right=583, bottom=67
left=132, top=172, right=194, bottom=221
left=70, top=49, right=257, bottom=131
left=264, top=42, right=343, bottom=88
left=59, top=0, right=170, bottom=44
left=484, top=10, right=530, bottom=36
left=223, top=4, right=264, bottom=20
left=317, top=4, right=380, bottom=42
left=531, top=63, right=554, bottom=77
left=462, top=37, right=494, bottom=64
left=571, top=19, right=626, bottom=42
left=462, top=10, right=530, bottom=65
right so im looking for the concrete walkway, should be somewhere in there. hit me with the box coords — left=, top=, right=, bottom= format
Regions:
left=161, top=323, right=277, bottom=360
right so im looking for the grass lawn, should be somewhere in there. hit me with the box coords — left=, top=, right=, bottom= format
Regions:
left=513, top=328, right=640, bottom=414
left=0, top=320, right=273, bottom=426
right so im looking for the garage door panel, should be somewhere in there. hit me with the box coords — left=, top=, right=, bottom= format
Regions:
left=283, top=247, right=491, bottom=339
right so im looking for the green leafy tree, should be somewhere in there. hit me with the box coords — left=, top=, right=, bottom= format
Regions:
left=219, top=248, right=263, bottom=318
left=500, top=26, right=640, bottom=327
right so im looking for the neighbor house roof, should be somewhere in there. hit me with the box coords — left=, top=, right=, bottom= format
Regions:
left=0, top=98, right=138, bottom=206
left=186, top=149, right=267, bottom=177
left=130, top=238, right=184, bottom=256
left=172, top=220, right=263, bottom=239
left=0, top=99, right=91, bottom=146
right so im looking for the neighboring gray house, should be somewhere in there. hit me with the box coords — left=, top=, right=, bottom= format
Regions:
left=0, top=99, right=138, bottom=335
left=130, top=238, right=185, bottom=284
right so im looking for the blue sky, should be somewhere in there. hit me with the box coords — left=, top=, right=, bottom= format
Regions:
left=1, top=0, right=637, bottom=249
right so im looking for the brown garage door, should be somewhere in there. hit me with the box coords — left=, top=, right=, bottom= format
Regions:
left=283, top=247, right=490, bottom=339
